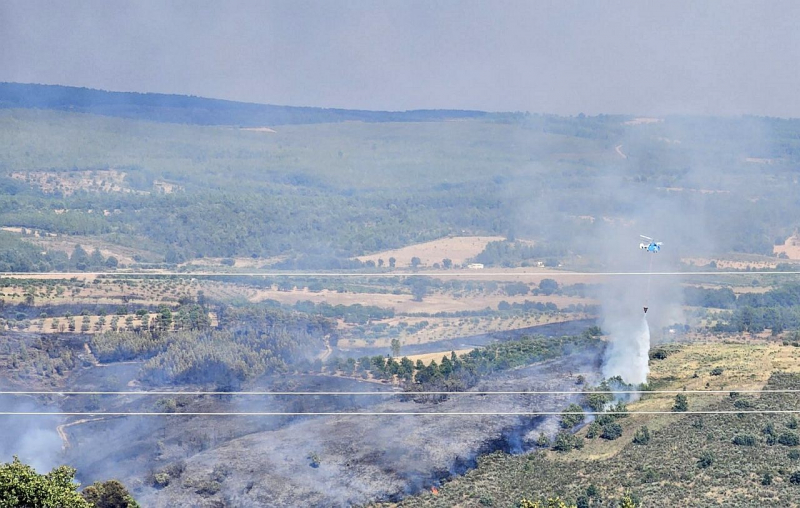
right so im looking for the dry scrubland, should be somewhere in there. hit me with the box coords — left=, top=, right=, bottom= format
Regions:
left=390, top=341, right=800, bottom=507
left=9, top=168, right=180, bottom=195
left=1, top=227, right=159, bottom=266
left=10, top=169, right=133, bottom=195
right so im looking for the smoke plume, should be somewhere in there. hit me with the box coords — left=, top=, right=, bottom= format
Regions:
left=601, top=315, right=650, bottom=384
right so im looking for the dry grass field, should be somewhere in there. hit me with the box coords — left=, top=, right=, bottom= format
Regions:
left=774, top=235, right=800, bottom=260
left=563, top=342, right=800, bottom=461
left=248, top=286, right=594, bottom=313
left=403, top=348, right=475, bottom=366
left=10, top=169, right=134, bottom=195
left=180, top=255, right=287, bottom=268
left=355, top=235, right=505, bottom=267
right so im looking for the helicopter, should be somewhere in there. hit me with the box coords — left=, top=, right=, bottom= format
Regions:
left=639, top=235, right=662, bottom=253
left=639, top=235, right=662, bottom=314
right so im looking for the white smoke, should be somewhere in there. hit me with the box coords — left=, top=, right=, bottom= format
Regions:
left=601, top=315, right=650, bottom=385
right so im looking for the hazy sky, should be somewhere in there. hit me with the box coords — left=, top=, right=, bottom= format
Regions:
left=2, top=0, right=799, bottom=116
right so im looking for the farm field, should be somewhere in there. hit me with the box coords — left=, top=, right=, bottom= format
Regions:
left=355, top=235, right=506, bottom=267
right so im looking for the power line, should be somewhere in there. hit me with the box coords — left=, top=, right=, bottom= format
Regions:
left=1, top=410, right=799, bottom=416
left=2, top=389, right=799, bottom=396
left=1, top=271, right=800, bottom=278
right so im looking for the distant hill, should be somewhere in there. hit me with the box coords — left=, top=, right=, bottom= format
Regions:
left=0, top=82, right=500, bottom=126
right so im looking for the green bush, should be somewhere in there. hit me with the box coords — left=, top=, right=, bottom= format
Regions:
left=672, top=394, right=689, bottom=412
left=778, top=432, right=800, bottom=447
left=697, top=451, right=714, bottom=469
left=560, top=404, right=585, bottom=429
left=553, top=431, right=584, bottom=452
left=633, top=426, right=651, bottom=445
left=600, top=423, right=623, bottom=441
left=732, top=434, right=756, bottom=446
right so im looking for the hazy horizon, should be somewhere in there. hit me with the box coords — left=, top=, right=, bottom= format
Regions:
left=2, top=0, right=800, bottom=117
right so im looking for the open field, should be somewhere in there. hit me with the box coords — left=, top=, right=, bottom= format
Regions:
left=25, top=234, right=158, bottom=266
left=248, top=286, right=594, bottom=313
left=1, top=227, right=161, bottom=266
left=180, top=255, right=287, bottom=269
left=774, top=235, right=800, bottom=260
left=339, top=313, right=590, bottom=350
left=403, top=348, right=476, bottom=365
left=355, top=236, right=505, bottom=267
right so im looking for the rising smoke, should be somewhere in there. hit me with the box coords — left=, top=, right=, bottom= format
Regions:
left=602, top=314, right=650, bottom=385
left=0, top=398, right=62, bottom=472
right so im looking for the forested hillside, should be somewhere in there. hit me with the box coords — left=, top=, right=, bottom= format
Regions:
left=1, top=84, right=800, bottom=268
left=0, top=82, right=499, bottom=126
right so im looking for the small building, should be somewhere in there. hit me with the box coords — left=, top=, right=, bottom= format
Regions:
left=467, top=263, right=484, bottom=269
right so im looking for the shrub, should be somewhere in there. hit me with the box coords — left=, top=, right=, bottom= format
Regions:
left=779, top=432, right=800, bottom=447
left=595, top=414, right=616, bottom=426
left=81, top=480, right=139, bottom=508
left=732, top=434, right=756, bottom=446
left=790, top=471, right=800, bottom=484
left=600, top=423, right=623, bottom=441
left=586, top=392, right=612, bottom=412
left=650, top=349, right=669, bottom=360
left=672, top=394, right=689, bottom=412
left=697, top=451, right=714, bottom=469
left=633, top=426, right=651, bottom=445
left=553, top=431, right=582, bottom=452
left=560, top=404, right=585, bottom=429
left=195, top=480, right=221, bottom=496
left=152, top=473, right=170, bottom=488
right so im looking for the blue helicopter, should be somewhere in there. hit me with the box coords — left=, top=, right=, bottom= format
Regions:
left=639, top=235, right=662, bottom=253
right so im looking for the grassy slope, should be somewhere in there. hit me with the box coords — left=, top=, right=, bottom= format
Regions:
left=390, top=343, right=800, bottom=507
